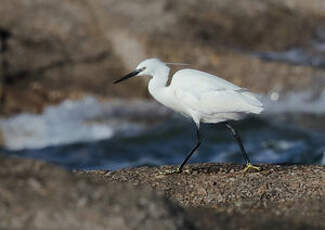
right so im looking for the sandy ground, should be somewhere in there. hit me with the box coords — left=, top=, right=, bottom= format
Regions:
left=84, top=163, right=325, bottom=228
left=1, top=154, right=324, bottom=229
left=0, top=156, right=325, bottom=229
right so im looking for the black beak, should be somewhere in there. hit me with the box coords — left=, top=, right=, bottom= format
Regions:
left=113, top=69, right=142, bottom=84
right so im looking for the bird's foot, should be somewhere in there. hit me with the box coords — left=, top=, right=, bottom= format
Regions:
left=243, top=163, right=261, bottom=172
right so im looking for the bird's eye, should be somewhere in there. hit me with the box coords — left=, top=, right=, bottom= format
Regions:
left=141, top=67, right=146, bottom=71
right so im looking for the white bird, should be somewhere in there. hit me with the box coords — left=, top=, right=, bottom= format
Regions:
left=114, top=58, right=263, bottom=173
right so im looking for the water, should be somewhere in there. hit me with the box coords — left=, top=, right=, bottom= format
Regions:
left=1, top=94, right=325, bottom=170
left=252, top=38, right=325, bottom=68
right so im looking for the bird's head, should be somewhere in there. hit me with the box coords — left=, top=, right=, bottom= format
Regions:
left=113, top=58, right=165, bottom=84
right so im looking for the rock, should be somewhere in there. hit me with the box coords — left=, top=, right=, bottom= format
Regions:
left=152, top=0, right=322, bottom=51
left=87, top=163, right=325, bottom=229
left=1, top=0, right=325, bottom=114
left=0, top=154, right=195, bottom=230
left=0, top=154, right=323, bottom=229
left=0, top=0, right=148, bottom=115
left=102, top=0, right=325, bottom=51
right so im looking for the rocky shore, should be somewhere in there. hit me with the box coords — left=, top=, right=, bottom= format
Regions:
left=1, top=1, right=325, bottom=229
left=86, top=163, right=325, bottom=229
left=1, top=154, right=324, bottom=229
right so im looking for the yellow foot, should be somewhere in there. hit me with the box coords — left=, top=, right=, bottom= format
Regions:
left=243, top=163, right=261, bottom=172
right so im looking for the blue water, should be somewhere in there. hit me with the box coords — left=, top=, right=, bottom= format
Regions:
left=2, top=107, right=325, bottom=170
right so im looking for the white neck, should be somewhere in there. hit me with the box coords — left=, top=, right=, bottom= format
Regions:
left=147, top=64, right=183, bottom=114
left=148, top=65, right=170, bottom=97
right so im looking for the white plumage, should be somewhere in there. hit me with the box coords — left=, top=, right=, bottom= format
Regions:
left=114, top=58, right=263, bottom=173
left=170, top=69, right=263, bottom=124
left=140, top=59, right=263, bottom=125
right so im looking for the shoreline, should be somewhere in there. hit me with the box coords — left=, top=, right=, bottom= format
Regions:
left=1, top=154, right=324, bottom=229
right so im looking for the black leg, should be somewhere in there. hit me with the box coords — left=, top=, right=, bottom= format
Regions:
left=224, top=122, right=250, bottom=164
left=178, top=124, right=201, bottom=172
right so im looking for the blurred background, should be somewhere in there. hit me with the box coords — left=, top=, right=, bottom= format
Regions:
left=1, top=0, right=325, bottom=170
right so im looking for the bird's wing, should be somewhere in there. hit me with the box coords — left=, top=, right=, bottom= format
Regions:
left=175, top=88, right=259, bottom=115
left=172, top=69, right=241, bottom=92
left=171, top=69, right=263, bottom=115
left=172, top=69, right=263, bottom=115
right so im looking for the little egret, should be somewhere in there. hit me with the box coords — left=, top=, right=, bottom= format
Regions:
left=114, top=58, right=263, bottom=173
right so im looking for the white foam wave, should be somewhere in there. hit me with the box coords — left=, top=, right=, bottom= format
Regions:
left=262, top=90, right=325, bottom=114
left=0, top=97, right=169, bottom=150
left=1, top=89, right=325, bottom=151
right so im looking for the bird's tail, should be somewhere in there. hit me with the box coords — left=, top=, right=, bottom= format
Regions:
left=240, top=91, right=264, bottom=114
